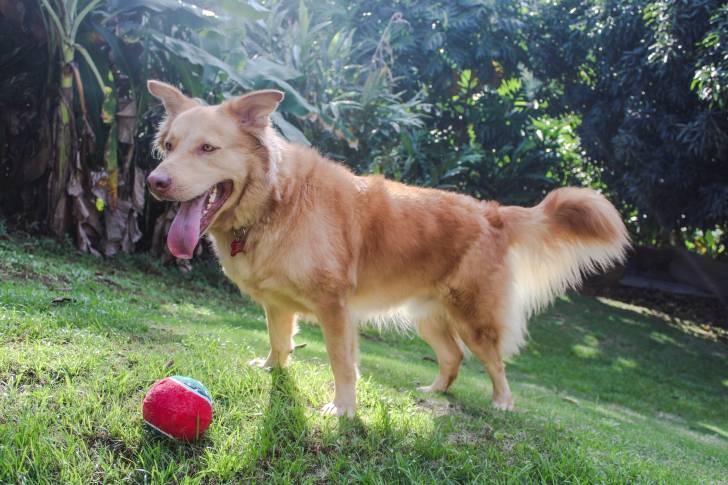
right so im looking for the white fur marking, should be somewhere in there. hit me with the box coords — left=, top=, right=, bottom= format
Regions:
left=500, top=222, right=628, bottom=358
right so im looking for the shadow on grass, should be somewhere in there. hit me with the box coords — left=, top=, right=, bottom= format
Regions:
left=217, top=292, right=728, bottom=451
left=285, top=294, right=728, bottom=448
left=232, top=362, right=646, bottom=482
left=132, top=423, right=212, bottom=482
left=5, top=235, right=726, bottom=481
left=508, top=296, right=728, bottom=436
left=242, top=368, right=313, bottom=477
left=132, top=370, right=311, bottom=482
left=6, top=241, right=727, bottom=441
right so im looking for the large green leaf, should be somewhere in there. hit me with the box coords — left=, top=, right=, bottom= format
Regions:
left=147, top=29, right=252, bottom=89
left=214, top=0, right=270, bottom=21
left=146, top=30, right=315, bottom=117
left=91, top=22, right=137, bottom=93
left=241, top=57, right=301, bottom=82
left=240, top=58, right=315, bottom=116
left=106, top=0, right=211, bottom=29
left=271, top=112, right=309, bottom=146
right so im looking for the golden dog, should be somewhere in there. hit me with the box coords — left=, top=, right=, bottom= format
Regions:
left=146, top=80, right=629, bottom=417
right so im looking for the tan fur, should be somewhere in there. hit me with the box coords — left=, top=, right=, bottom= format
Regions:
left=147, top=81, right=630, bottom=416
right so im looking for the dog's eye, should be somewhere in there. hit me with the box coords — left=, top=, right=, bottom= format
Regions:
left=164, top=141, right=172, bottom=151
left=201, top=143, right=217, bottom=153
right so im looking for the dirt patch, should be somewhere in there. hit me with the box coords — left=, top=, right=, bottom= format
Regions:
left=0, top=263, right=70, bottom=289
left=0, top=357, right=92, bottom=391
left=84, top=428, right=138, bottom=464
left=0, top=366, right=49, bottom=389
left=446, top=423, right=494, bottom=446
left=414, top=397, right=470, bottom=418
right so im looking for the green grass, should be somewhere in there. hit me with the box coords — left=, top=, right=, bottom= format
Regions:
left=1, top=233, right=727, bottom=484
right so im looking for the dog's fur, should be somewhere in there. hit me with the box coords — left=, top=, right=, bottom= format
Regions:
left=147, top=80, right=630, bottom=416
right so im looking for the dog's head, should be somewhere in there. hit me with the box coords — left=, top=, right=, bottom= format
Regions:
left=146, top=80, right=283, bottom=259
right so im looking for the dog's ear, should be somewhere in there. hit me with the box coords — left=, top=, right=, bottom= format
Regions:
left=224, top=90, right=284, bottom=130
left=147, top=80, right=197, bottom=117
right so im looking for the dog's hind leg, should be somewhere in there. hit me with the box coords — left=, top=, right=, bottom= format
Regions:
left=451, top=315, right=514, bottom=410
left=443, top=236, right=515, bottom=410
left=249, top=305, right=297, bottom=369
left=416, top=317, right=463, bottom=393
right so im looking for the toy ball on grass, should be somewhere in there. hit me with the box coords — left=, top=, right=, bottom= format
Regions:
left=143, top=376, right=213, bottom=441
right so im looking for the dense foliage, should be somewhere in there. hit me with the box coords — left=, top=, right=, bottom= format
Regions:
left=527, top=0, right=728, bottom=250
left=1, top=0, right=726, bottom=258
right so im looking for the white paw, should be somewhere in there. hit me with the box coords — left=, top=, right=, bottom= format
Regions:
left=321, top=401, right=356, bottom=418
left=417, top=384, right=446, bottom=393
left=491, top=395, right=514, bottom=411
left=247, top=357, right=273, bottom=369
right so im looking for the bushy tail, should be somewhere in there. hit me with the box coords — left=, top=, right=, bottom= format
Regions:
left=497, top=187, right=630, bottom=357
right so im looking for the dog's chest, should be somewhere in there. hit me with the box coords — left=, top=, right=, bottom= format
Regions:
left=217, top=248, right=275, bottom=293
left=209, top=232, right=309, bottom=309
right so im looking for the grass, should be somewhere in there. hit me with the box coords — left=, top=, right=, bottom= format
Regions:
left=1, top=232, right=727, bottom=484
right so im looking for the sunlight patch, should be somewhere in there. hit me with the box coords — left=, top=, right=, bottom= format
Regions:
left=649, top=331, right=676, bottom=345
left=698, top=422, right=728, bottom=440
left=613, top=357, right=637, bottom=369
left=571, top=334, right=601, bottom=359
left=594, top=297, right=647, bottom=327
left=593, top=403, right=646, bottom=423
left=160, top=302, right=215, bottom=318
left=572, top=344, right=600, bottom=359
left=583, top=334, right=599, bottom=347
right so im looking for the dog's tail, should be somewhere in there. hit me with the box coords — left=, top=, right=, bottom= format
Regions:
left=496, top=187, right=630, bottom=357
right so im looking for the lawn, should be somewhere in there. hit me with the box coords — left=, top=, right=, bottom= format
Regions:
left=1, top=232, right=727, bottom=484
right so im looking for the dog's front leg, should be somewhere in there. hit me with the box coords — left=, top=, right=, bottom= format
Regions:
left=319, top=302, right=358, bottom=418
left=249, top=305, right=297, bottom=369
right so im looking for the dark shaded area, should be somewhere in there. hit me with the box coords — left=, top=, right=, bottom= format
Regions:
left=596, top=285, right=728, bottom=338
left=0, top=0, right=52, bottom=225
left=583, top=244, right=728, bottom=334
left=526, top=0, right=728, bottom=242
left=515, top=296, right=728, bottom=432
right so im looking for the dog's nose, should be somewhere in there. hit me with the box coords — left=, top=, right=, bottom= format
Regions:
left=147, top=173, right=172, bottom=194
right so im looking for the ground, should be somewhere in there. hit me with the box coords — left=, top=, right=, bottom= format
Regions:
left=1, top=232, right=727, bottom=484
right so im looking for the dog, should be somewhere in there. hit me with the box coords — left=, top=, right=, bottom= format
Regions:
left=146, top=80, right=630, bottom=417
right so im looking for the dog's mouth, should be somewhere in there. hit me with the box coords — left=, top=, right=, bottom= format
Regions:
left=167, top=180, right=233, bottom=259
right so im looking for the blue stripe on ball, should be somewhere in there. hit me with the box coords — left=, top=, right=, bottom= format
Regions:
left=170, top=376, right=213, bottom=405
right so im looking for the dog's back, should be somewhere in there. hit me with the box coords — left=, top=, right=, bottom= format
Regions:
left=233, top=142, right=629, bottom=412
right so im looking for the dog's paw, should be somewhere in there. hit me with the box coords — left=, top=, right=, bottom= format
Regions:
left=248, top=351, right=291, bottom=369
left=416, top=384, right=446, bottom=393
left=491, top=395, right=514, bottom=411
left=247, top=357, right=273, bottom=369
left=321, top=401, right=356, bottom=418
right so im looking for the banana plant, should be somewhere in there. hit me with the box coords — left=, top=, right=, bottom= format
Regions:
left=37, top=0, right=108, bottom=238
left=34, top=0, right=315, bottom=256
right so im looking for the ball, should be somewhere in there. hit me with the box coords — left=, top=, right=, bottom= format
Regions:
left=142, top=376, right=213, bottom=441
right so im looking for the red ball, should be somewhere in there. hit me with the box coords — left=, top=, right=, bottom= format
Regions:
left=142, top=376, right=213, bottom=441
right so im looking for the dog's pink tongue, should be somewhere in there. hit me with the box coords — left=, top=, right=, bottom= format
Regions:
left=167, top=193, right=207, bottom=259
